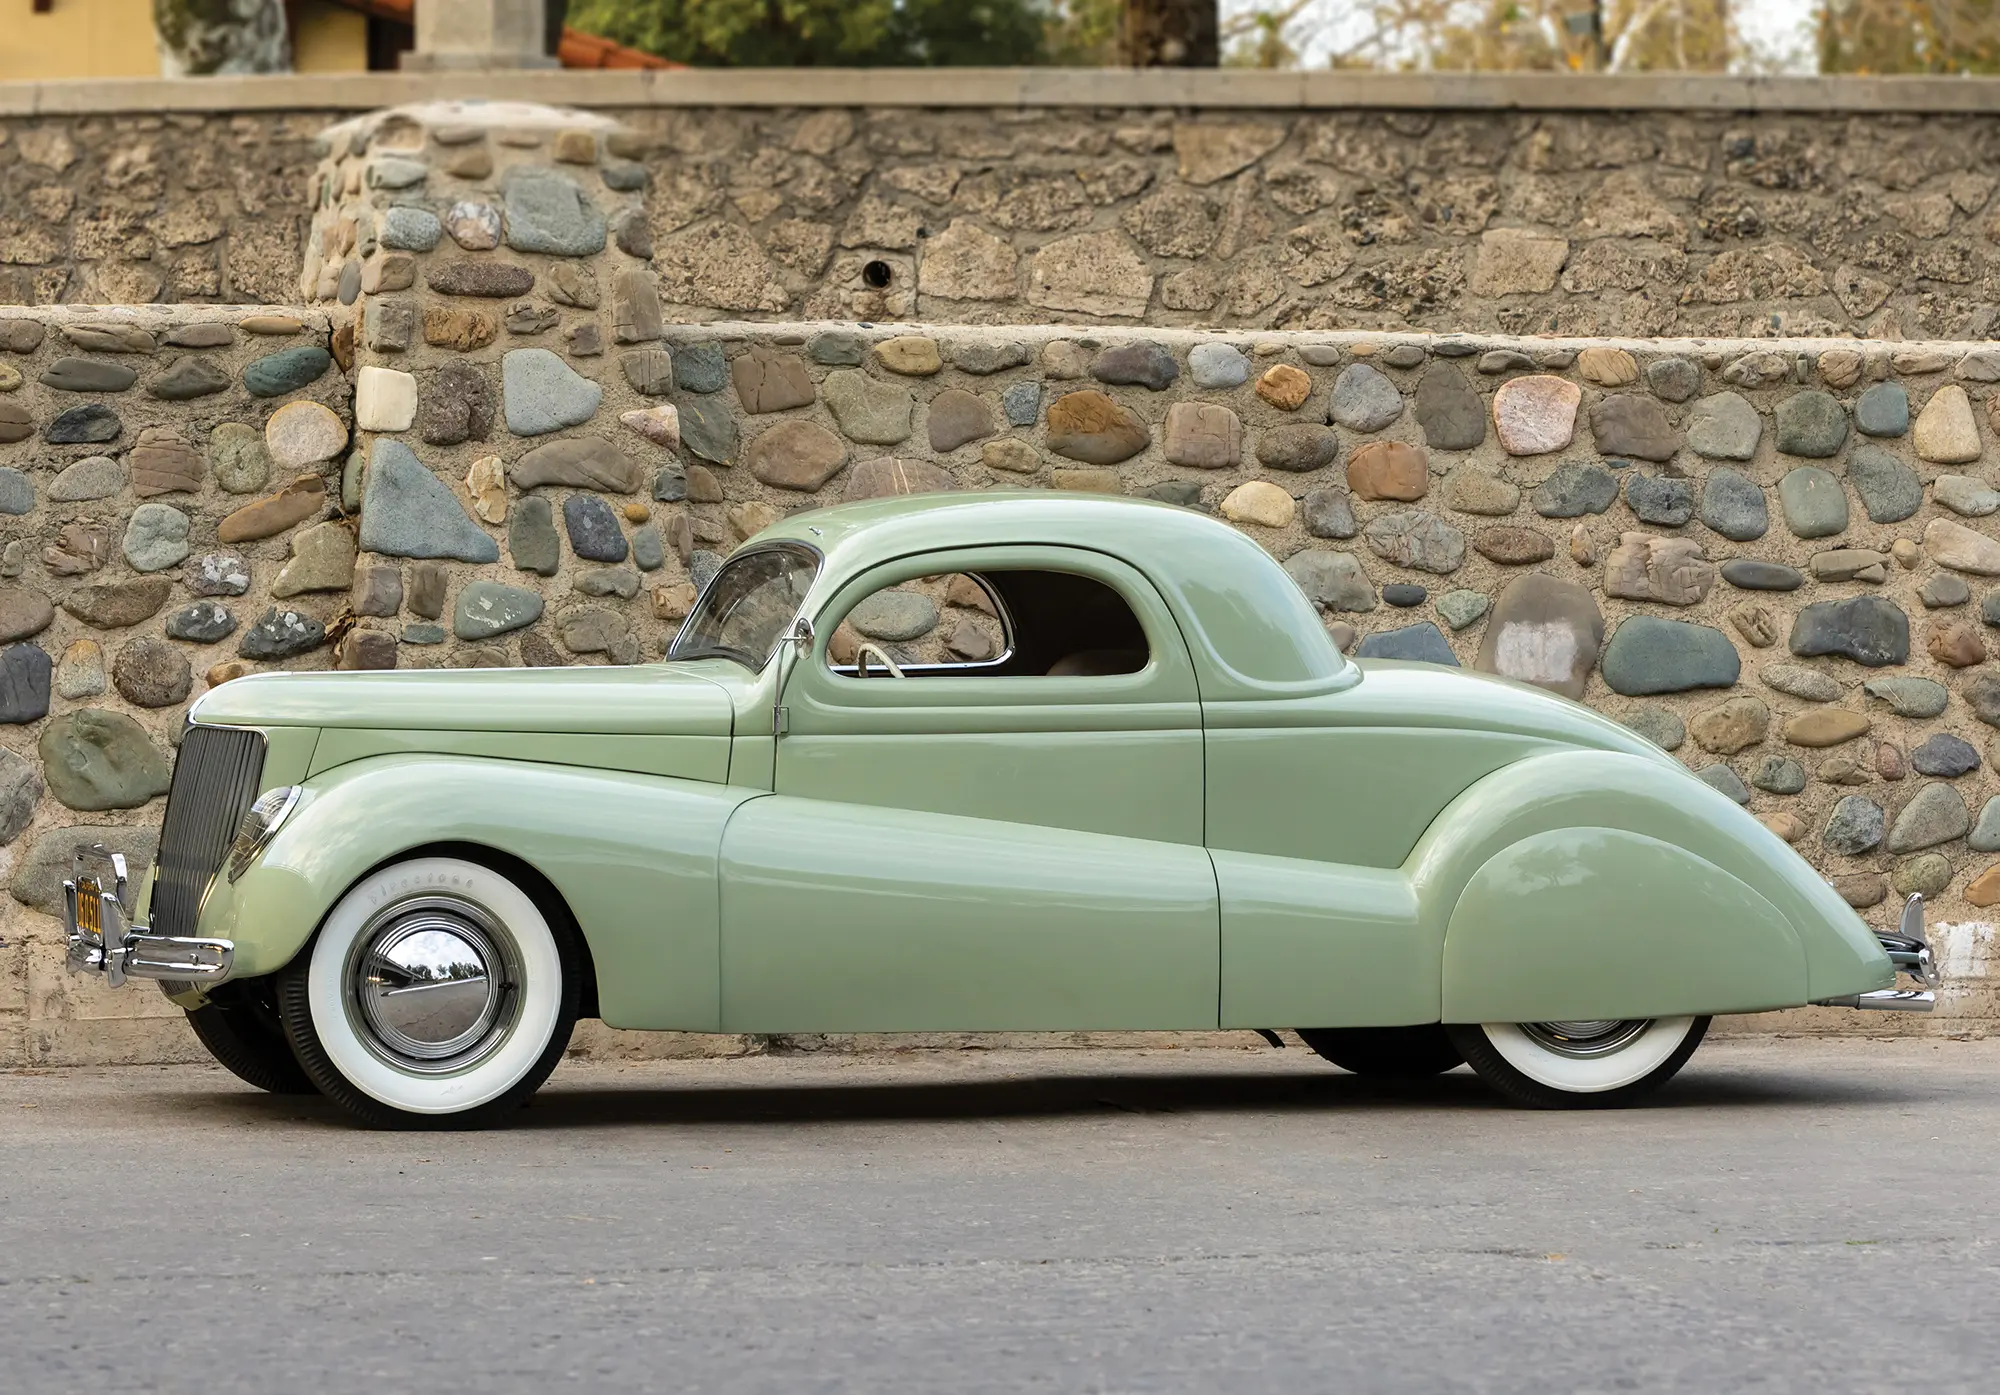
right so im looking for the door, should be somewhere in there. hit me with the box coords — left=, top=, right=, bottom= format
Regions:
left=718, top=545, right=1219, bottom=1033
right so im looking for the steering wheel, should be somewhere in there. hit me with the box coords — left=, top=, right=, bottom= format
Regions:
left=854, top=642, right=906, bottom=679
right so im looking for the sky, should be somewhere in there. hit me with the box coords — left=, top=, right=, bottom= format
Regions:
left=1732, top=0, right=1818, bottom=72
left=1221, top=0, right=1823, bottom=74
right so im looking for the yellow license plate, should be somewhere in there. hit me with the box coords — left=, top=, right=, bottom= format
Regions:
left=75, top=879, right=102, bottom=938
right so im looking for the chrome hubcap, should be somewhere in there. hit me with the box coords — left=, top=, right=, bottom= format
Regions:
left=348, top=896, right=520, bottom=1074
left=1521, top=1019, right=1652, bottom=1058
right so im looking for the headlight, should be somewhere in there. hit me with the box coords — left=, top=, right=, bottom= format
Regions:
left=226, top=786, right=302, bottom=882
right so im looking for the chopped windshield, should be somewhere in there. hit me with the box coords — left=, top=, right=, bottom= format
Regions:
left=667, top=545, right=818, bottom=670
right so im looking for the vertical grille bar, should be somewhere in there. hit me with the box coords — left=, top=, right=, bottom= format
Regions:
left=151, top=726, right=267, bottom=940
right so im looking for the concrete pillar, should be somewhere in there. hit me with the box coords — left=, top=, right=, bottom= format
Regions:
left=402, top=0, right=558, bottom=70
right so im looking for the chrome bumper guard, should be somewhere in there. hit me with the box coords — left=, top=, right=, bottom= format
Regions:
left=1814, top=894, right=1939, bottom=1013
left=62, top=846, right=233, bottom=989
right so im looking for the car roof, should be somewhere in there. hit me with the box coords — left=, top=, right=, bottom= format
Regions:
left=759, top=489, right=1232, bottom=560
left=753, top=491, right=1350, bottom=700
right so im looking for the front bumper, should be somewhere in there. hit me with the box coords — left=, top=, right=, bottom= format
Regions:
left=62, top=846, right=234, bottom=988
left=1813, top=893, right=1939, bottom=1012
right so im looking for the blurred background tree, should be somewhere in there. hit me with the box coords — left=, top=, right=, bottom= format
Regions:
left=1121, top=0, right=1220, bottom=62
left=1044, top=0, right=1125, bottom=61
left=1422, top=0, right=1734, bottom=71
left=563, top=0, right=1050, bottom=66
left=564, top=0, right=1220, bottom=66
left=1819, top=0, right=2000, bottom=73
left=559, top=0, right=1999, bottom=72
left=1218, top=1, right=1738, bottom=71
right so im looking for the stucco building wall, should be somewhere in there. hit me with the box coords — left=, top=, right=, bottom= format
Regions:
left=3, top=0, right=372, bottom=83
left=6, top=0, right=162, bottom=84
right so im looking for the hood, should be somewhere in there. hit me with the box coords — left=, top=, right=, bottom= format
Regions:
left=189, top=663, right=736, bottom=738
left=1345, top=661, right=1681, bottom=768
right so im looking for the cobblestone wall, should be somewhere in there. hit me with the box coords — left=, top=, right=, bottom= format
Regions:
left=8, top=94, right=2000, bottom=1066
left=0, top=306, right=348, bottom=1065
left=11, top=101, right=2000, bottom=340
left=555, top=319, right=2000, bottom=1041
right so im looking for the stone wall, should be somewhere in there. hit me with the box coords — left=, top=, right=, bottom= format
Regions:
left=0, top=112, right=332, bottom=308
left=0, top=305, right=348, bottom=1065
left=601, top=105, right=2000, bottom=343
left=13, top=311, right=2000, bottom=1057
left=524, top=319, right=2000, bottom=1044
left=7, top=87, right=2000, bottom=1065
left=10, top=96, right=2000, bottom=341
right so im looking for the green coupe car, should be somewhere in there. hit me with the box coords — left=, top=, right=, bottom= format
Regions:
left=64, top=494, right=1937, bottom=1127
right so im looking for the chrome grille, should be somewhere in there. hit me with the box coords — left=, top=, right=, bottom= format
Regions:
left=151, top=726, right=266, bottom=940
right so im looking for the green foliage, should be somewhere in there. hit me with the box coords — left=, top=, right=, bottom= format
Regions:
left=1043, top=0, right=1122, bottom=64
left=1819, top=0, right=2000, bottom=75
left=566, top=0, right=1052, bottom=66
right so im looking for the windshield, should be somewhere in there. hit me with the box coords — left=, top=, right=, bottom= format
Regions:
left=667, top=545, right=818, bottom=669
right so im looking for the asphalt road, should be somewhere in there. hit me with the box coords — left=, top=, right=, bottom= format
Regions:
left=3, top=1038, right=1997, bottom=1395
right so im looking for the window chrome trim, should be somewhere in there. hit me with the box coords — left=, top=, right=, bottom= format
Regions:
left=665, top=540, right=824, bottom=672
left=826, top=570, right=1020, bottom=678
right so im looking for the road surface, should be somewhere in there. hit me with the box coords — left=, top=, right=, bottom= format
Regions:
left=3, top=1037, right=1996, bottom=1393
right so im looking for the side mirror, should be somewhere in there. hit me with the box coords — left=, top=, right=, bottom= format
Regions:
left=787, top=615, right=815, bottom=651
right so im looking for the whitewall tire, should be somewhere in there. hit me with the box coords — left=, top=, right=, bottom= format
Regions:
left=1447, top=1017, right=1708, bottom=1109
left=277, top=856, right=580, bottom=1129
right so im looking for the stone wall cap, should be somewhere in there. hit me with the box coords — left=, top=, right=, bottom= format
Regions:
left=652, top=321, right=2000, bottom=359
left=0, top=306, right=331, bottom=331
left=2, top=306, right=1985, bottom=369
left=8, top=69, right=2000, bottom=116
left=321, top=99, right=627, bottom=146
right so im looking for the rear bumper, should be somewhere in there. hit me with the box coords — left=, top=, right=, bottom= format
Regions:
left=1814, top=894, right=1938, bottom=1013
left=62, top=846, right=233, bottom=989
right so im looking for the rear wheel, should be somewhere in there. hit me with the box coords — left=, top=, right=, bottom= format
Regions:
left=1447, top=1017, right=1709, bottom=1109
left=1296, top=1025, right=1464, bottom=1078
left=186, top=990, right=317, bottom=1095
left=276, top=856, right=580, bottom=1130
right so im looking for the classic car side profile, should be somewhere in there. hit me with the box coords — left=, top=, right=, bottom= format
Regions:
left=64, top=493, right=1939, bottom=1127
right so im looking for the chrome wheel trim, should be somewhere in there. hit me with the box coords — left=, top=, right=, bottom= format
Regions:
left=307, top=858, right=564, bottom=1116
left=1482, top=1016, right=1698, bottom=1094
left=345, top=895, right=522, bottom=1075
left=1518, top=1019, right=1652, bottom=1059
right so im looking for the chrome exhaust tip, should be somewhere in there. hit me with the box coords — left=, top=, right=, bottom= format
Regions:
left=1816, top=989, right=1936, bottom=1012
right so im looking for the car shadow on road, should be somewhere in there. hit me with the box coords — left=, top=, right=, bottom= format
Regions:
left=515, top=1068, right=1903, bottom=1127
left=143, top=1058, right=1907, bottom=1132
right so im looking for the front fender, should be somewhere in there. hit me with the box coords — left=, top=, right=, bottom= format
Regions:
left=201, top=754, right=762, bottom=1030
left=1409, top=750, right=1891, bottom=1022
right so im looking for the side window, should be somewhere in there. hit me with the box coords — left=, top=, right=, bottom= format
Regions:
left=829, top=570, right=1149, bottom=678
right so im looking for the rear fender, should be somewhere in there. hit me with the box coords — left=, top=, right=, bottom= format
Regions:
left=1409, top=750, right=1890, bottom=1022
left=199, top=755, right=760, bottom=1030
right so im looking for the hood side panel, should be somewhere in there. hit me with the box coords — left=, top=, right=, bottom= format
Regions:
left=192, top=664, right=737, bottom=738
left=306, top=728, right=733, bottom=785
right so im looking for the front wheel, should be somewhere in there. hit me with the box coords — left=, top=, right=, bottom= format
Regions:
left=1446, top=1017, right=1709, bottom=1109
left=276, top=856, right=580, bottom=1129
left=186, top=993, right=318, bottom=1096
